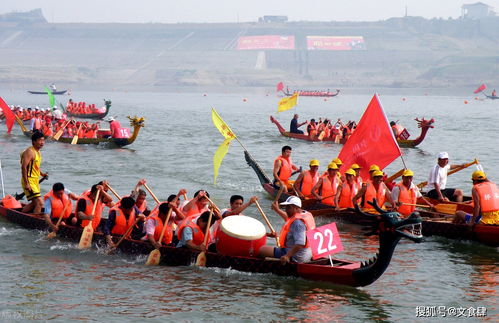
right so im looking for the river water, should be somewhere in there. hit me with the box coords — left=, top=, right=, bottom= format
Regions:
left=0, top=90, right=497, bottom=322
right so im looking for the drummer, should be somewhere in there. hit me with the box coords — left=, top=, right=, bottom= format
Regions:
left=221, top=195, right=258, bottom=217
left=258, top=196, right=316, bottom=264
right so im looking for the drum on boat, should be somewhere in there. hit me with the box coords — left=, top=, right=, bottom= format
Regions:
left=216, top=215, right=267, bottom=257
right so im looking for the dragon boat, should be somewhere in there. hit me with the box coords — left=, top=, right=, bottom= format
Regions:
left=270, top=116, right=434, bottom=147
left=0, top=197, right=422, bottom=287
left=28, top=90, right=67, bottom=95
left=63, top=100, right=112, bottom=120
left=283, top=89, right=340, bottom=98
left=245, top=151, right=499, bottom=246
left=485, top=94, right=498, bottom=100
left=15, top=115, right=145, bottom=147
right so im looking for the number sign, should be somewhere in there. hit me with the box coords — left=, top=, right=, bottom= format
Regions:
left=306, top=222, right=343, bottom=260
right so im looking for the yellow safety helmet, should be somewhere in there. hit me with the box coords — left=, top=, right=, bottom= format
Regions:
left=369, top=164, right=380, bottom=172
left=327, top=162, right=339, bottom=170
left=372, top=170, right=384, bottom=177
left=309, top=159, right=320, bottom=167
left=471, top=170, right=487, bottom=180
left=332, top=158, right=342, bottom=165
left=345, top=168, right=356, bottom=176
left=402, top=169, right=414, bottom=177
left=351, top=163, right=361, bottom=169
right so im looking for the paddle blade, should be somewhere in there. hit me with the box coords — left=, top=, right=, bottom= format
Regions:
left=318, top=131, right=325, bottom=140
left=434, top=203, right=457, bottom=215
left=195, top=251, right=206, bottom=267
left=71, top=135, right=79, bottom=145
left=47, top=231, right=56, bottom=239
left=53, top=130, right=63, bottom=141
left=145, top=249, right=161, bottom=266
left=78, top=225, right=93, bottom=249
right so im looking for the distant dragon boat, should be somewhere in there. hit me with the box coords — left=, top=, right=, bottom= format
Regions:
left=63, top=100, right=112, bottom=120
left=283, top=89, right=340, bottom=98
left=15, top=115, right=145, bottom=147
left=28, top=90, right=68, bottom=95
left=270, top=116, right=434, bottom=148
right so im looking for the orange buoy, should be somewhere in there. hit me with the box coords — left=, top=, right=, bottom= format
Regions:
left=464, top=100, right=468, bottom=104
left=402, top=97, right=406, bottom=101
left=243, top=98, right=247, bottom=102
left=203, top=93, right=207, bottom=97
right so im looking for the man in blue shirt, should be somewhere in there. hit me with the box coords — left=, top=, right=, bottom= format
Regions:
left=290, top=114, right=307, bottom=134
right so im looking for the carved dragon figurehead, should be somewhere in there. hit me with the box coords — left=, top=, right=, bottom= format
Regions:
left=104, top=99, right=112, bottom=109
left=415, top=117, right=435, bottom=129
left=127, top=115, right=145, bottom=128
left=352, top=199, right=422, bottom=286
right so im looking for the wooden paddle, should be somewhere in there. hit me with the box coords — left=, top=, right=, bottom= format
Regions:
left=145, top=207, right=173, bottom=266
left=254, top=200, right=280, bottom=247
left=385, top=168, right=406, bottom=184
left=71, top=123, right=83, bottom=145
left=143, top=183, right=160, bottom=204
left=78, top=190, right=100, bottom=249
left=106, top=184, right=122, bottom=200
left=108, top=218, right=140, bottom=254
left=195, top=207, right=213, bottom=267
left=417, top=159, right=478, bottom=189
left=47, top=199, right=71, bottom=239
left=52, top=120, right=70, bottom=141
left=204, top=196, right=221, bottom=214
left=403, top=202, right=457, bottom=214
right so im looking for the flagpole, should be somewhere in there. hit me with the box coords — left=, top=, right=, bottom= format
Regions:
left=0, top=159, right=5, bottom=198
left=400, top=155, right=408, bottom=170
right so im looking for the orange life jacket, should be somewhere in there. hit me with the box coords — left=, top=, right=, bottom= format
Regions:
left=2, top=195, right=22, bottom=209
left=183, top=201, right=208, bottom=217
left=279, top=211, right=316, bottom=248
left=392, top=124, right=404, bottom=138
left=300, top=170, right=319, bottom=197
left=33, top=117, right=41, bottom=130
left=364, top=180, right=387, bottom=210
left=177, top=218, right=206, bottom=246
left=339, top=181, right=359, bottom=208
left=275, top=156, right=293, bottom=182
left=44, top=190, right=72, bottom=219
left=474, top=181, right=499, bottom=213
left=395, top=182, right=418, bottom=216
left=110, top=206, right=136, bottom=236
left=321, top=175, right=339, bottom=206
left=136, top=200, right=147, bottom=213
left=78, top=194, right=103, bottom=230
left=42, top=124, right=53, bottom=137
left=147, top=210, right=173, bottom=244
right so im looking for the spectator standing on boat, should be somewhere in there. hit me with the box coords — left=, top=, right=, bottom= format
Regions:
left=391, top=169, right=432, bottom=216
left=290, top=114, right=307, bottom=134
left=427, top=152, right=465, bottom=202
left=20, top=132, right=47, bottom=214
left=50, top=83, right=57, bottom=92
left=293, top=160, right=320, bottom=199
left=105, top=117, right=121, bottom=138
left=454, top=171, right=499, bottom=225
left=273, top=145, right=299, bottom=192
left=258, top=196, right=316, bottom=264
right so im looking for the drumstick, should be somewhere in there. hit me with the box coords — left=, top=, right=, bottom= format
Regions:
left=254, top=200, right=280, bottom=248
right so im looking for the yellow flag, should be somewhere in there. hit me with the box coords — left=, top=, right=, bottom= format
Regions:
left=277, top=92, right=299, bottom=112
left=213, top=138, right=232, bottom=184
left=212, top=108, right=236, bottom=140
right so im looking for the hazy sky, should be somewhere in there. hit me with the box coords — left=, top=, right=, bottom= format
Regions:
left=1, top=0, right=498, bottom=23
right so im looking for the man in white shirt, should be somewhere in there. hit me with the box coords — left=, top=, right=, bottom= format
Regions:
left=427, top=152, right=464, bottom=202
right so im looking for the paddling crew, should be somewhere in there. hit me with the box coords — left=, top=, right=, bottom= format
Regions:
left=391, top=170, right=432, bottom=216
left=182, top=190, right=213, bottom=218
left=20, top=132, right=47, bottom=214
left=129, top=179, right=150, bottom=216
left=454, top=171, right=499, bottom=225
left=43, top=182, right=79, bottom=231
left=335, top=168, right=360, bottom=209
left=143, top=202, right=177, bottom=248
left=312, top=162, right=341, bottom=206
left=427, top=152, right=464, bottom=202
left=259, top=196, right=316, bottom=264
left=307, top=119, right=317, bottom=137
left=176, top=211, right=214, bottom=251
left=273, top=145, right=299, bottom=192
left=354, top=170, right=395, bottom=211
left=104, top=197, right=146, bottom=248
left=221, top=195, right=258, bottom=217
left=76, top=184, right=112, bottom=230
left=30, top=111, right=43, bottom=132
left=290, top=114, right=307, bottom=134
left=293, top=159, right=320, bottom=199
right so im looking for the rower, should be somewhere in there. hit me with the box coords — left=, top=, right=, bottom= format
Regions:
left=293, top=159, right=320, bottom=199
left=335, top=168, right=360, bottom=209
left=176, top=211, right=214, bottom=251
left=20, top=132, right=47, bottom=214
left=353, top=170, right=395, bottom=212
left=307, top=119, right=317, bottom=137
left=391, top=169, right=432, bottom=217
left=258, top=196, right=316, bottom=264
left=221, top=195, right=258, bottom=217
left=30, top=111, right=42, bottom=132
left=454, top=171, right=499, bottom=225
left=130, top=179, right=150, bottom=215
left=273, top=145, right=299, bottom=192
left=492, top=89, right=497, bottom=97
left=143, top=202, right=175, bottom=248
left=75, top=184, right=112, bottom=230
left=104, top=196, right=145, bottom=248
left=312, top=162, right=341, bottom=206
left=351, top=163, right=363, bottom=187
left=43, top=182, right=79, bottom=231
left=427, top=152, right=465, bottom=202
left=390, top=121, right=405, bottom=139
left=182, top=190, right=214, bottom=218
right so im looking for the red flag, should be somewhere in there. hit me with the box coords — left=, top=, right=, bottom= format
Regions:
left=276, top=82, right=284, bottom=92
left=338, top=94, right=401, bottom=180
left=0, top=97, right=16, bottom=134
left=473, top=84, right=486, bottom=94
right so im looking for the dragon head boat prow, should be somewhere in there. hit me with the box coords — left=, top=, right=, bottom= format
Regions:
left=127, top=115, right=145, bottom=128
